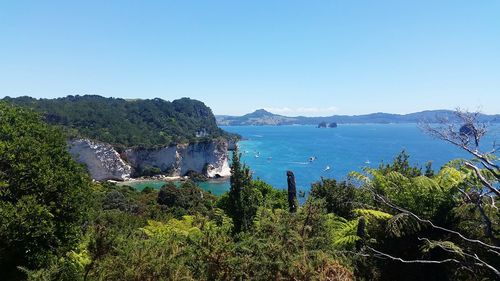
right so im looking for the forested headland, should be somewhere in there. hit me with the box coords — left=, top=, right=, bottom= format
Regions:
left=0, top=102, right=498, bottom=280
left=3, top=95, right=229, bottom=148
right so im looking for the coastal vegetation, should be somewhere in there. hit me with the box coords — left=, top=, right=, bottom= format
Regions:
left=3, top=95, right=229, bottom=148
left=0, top=102, right=93, bottom=280
left=0, top=102, right=498, bottom=280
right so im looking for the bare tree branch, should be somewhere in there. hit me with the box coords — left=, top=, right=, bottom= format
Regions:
left=418, top=238, right=500, bottom=277
left=419, top=109, right=499, bottom=174
left=372, top=193, right=500, bottom=253
left=365, top=245, right=500, bottom=278
left=464, top=162, right=500, bottom=197
left=475, top=200, right=498, bottom=245
left=480, top=161, right=500, bottom=181
left=365, top=246, right=461, bottom=264
left=488, top=195, right=498, bottom=211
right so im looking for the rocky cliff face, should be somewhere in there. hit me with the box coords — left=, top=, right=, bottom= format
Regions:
left=68, top=139, right=133, bottom=181
left=68, top=138, right=231, bottom=181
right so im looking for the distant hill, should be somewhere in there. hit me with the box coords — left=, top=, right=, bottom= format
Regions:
left=216, top=109, right=500, bottom=126
left=217, top=109, right=300, bottom=126
left=3, top=95, right=228, bottom=148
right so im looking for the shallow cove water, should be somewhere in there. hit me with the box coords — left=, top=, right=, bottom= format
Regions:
left=125, top=124, right=499, bottom=196
left=119, top=179, right=230, bottom=196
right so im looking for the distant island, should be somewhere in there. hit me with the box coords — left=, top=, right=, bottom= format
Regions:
left=318, top=122, right=337, bottom=128
left=216, top=109, right=500, bottom=126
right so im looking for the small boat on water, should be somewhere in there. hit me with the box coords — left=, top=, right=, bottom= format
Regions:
left=324, top=165, right=331, bottom=172
left=309, top=156, right=317, bottom=162
left=365, top=160, right=371, bottom=164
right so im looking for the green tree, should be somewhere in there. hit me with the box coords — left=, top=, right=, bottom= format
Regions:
left=226, top=151, right=252, bottom=233
left=379, top=150, right=422, bottom=178
left=0, top=102, right=92, bottom=279
left=157, top=181, right=216, bottom=217
left=310, top=178, right=358, bottom=218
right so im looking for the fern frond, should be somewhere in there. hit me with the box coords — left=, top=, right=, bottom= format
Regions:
left=353, top=209, right=392, bottom=220
left=420, top=240, right=465, bottom=258
left=332, top=235, right=360, bottom=247
left=437, top=167, right=464, bottom=190
left=412, top=176, right=441, bottom=191
left=327, top=215, right=360, bottom=249
left=385, top=171, right=409, bottom=184
left=386, top=213, right=421, bottom=238
left=348, top=171, right=371, bottom=185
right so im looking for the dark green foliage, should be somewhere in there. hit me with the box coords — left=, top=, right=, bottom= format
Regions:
left=102, top=190, right=131, bottom=212
left=95, top=183, right=163, bottom=220
left=77, top=195, right=355, bottom=281
left=424, top=161, right=435, bottom=177
left=157, top=182, right=179, bottom=207
left=21, top=257, right=84, bottom=281
left=139, top=165, right=162, bottom=177
left=0, top=102, right=92, bottom=279
left=157, top=181, right=216, bottom=217
left=226, top=151, right=252, bottom=232
left=3, top=95, right=228, bottom=148
left=141, top=186, right=155, bottom=194
left=379, top=150, right=422, bottom=177
left=184, top=170, right=209, bottom=181
left=232, top=201, right=355, bottom=280
left=310, top=178, right=358, bottom=218
left=220, top=152, right=289, bottom=234
left=252, top=180, right=288, bottom=209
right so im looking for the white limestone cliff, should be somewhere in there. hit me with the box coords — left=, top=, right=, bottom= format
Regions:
left=68, top=138, right=231, bottom=181
left=125, top=139, right=231, bottom=178
left=68, top=139, right=132, bottom=181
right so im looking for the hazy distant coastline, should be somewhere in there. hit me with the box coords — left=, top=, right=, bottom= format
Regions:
left=216, top=109, right=500, bottom=126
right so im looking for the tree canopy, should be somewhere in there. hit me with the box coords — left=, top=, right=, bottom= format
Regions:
left=3, top=95, right=229, bottom=148
left=0, top=102, right=92, bottom=279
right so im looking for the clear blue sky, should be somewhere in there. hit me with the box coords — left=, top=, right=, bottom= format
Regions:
left=1, top=1, right=499, bottom=116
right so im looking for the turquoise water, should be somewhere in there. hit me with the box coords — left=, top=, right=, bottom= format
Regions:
left=122, top=180, right=170, bottom=190
left=222, top=124, right=499, bottom=194
left=125, top=124, right=499, bottom=196
left=121, top=179, right=230, bottom=196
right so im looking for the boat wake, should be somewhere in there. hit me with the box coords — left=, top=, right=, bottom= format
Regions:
left=288, top=161, right=310, bottom=165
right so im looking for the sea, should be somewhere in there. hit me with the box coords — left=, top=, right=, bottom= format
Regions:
left=126, top=124, right=499, bottom=196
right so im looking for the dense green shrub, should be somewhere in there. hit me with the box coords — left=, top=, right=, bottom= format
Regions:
left=158, top=181, right=217, bottom=217
left=310, top=178, right=359, bottom=218
left=0, top=102, right=92, bottom=279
